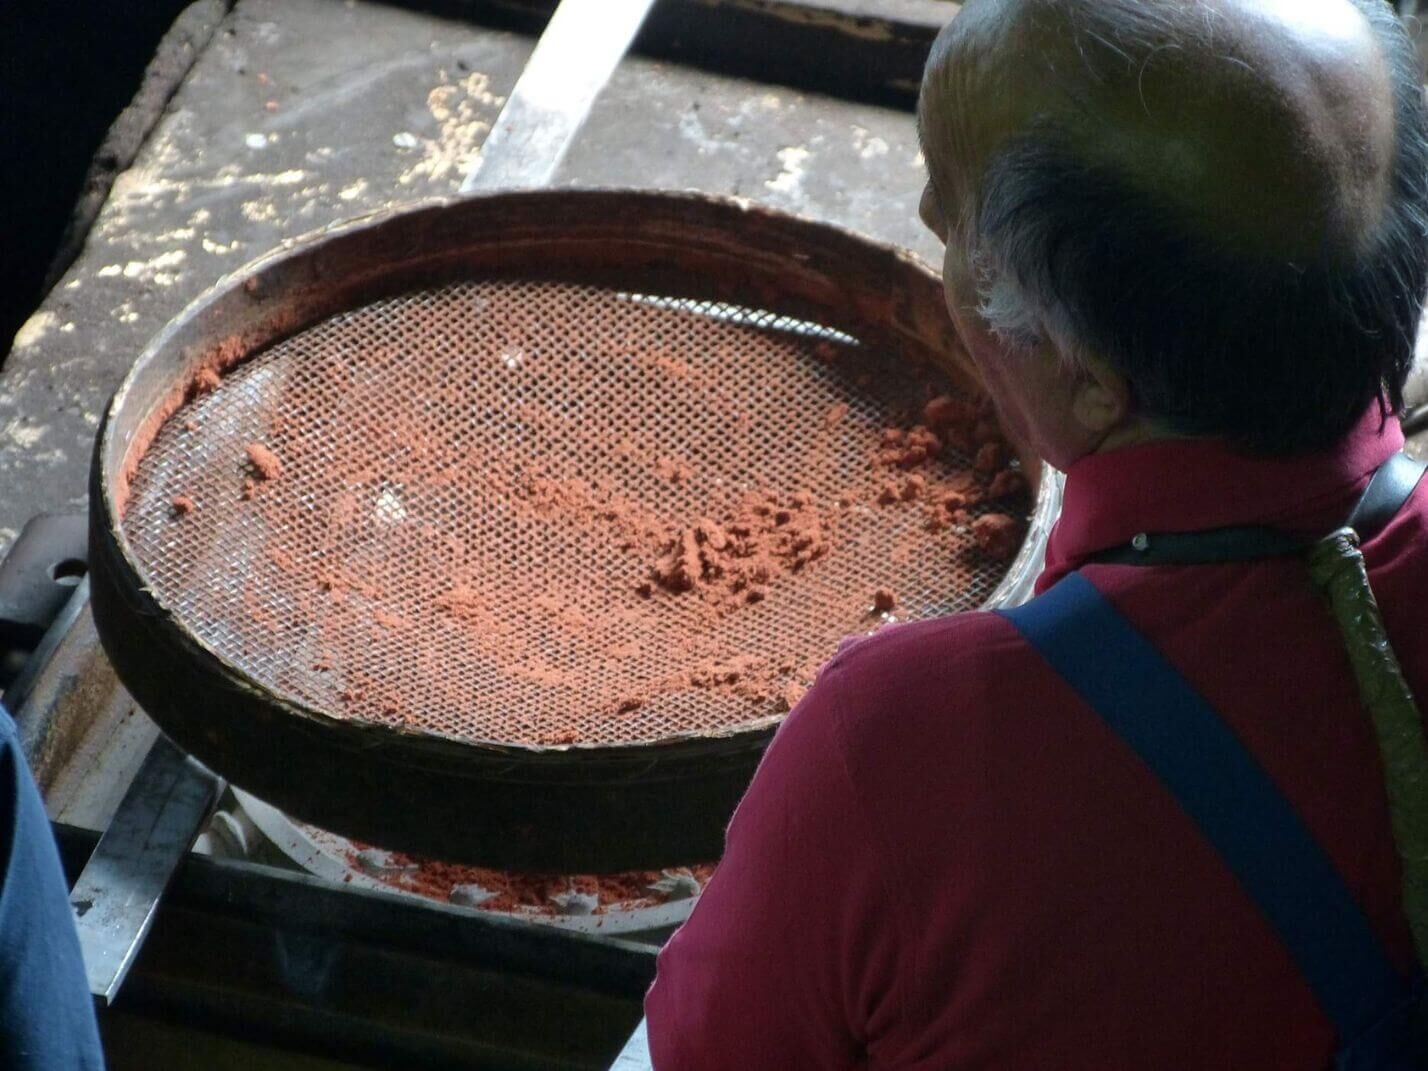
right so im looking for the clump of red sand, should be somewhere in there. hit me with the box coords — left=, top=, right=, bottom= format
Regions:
left=171, top=495, right=195, bottom=516
left=872, top=392, right=1029, bottom=558
left=921, top=392, right=1008, bottom=457
left=349, top=843, right=716, bottom=917
left=876, top=472, right=929, bottom=505
left=973, top=513, right=1022, bottom=561
left=922, top=394, right=975, bottom=432
left=648, top=492, right=828, bottom=611
left=876, top=426, right=943, bottom=468
left=974, top=441, right=1006, bottom=474
left=592, top=650, right=820, bottom=724
left=987, top=469, right=1026, bottom=499
left=245, top=443, right=283, bottom=481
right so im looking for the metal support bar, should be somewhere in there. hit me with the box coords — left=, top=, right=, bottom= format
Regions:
left=459, top=0, right=658, bottom=192
left=2, top=566, right=91, bottom=718
left=71, top=733, right=223, bottom=1005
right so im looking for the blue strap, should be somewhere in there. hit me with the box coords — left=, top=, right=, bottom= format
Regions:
left=998, top=572, right=1410, bottom=1048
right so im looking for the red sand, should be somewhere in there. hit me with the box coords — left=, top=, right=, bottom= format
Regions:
left=292, top=390, right=1029, bottom=734
left=939, top=489, right=974, bottom=512
left=987, top=469, right=1027, bottom=499
left=974, top=441, right=1006, bottom=474
left=877, top=426, right=943, bottom=468
left=650, top=492, right=828, bottom=612
left=232, top=393, right=1023, bottom=733
left=922, top=393, right=976, bottom=431
left=245, top=443, right=283, bottom=481
left=133, top=283, right=1034, bottom=748
left=171, top=495, right=195, bottom=516
left=349, top=842, right=716, bottom=916
left=973, top=513, right=1023, bottom=561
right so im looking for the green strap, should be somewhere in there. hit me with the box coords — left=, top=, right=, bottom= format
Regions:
left=1310, top=528, right=1428, bottom=970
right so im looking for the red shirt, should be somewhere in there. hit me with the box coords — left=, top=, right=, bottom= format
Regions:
left=645, top=407, right=1424, bottom=1069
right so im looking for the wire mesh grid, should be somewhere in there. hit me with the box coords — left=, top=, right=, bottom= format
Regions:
left=119, top=277, right=1028, bottom=749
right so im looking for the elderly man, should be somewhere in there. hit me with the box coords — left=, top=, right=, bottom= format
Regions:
left=644, top=0, right=1428, bottom=1066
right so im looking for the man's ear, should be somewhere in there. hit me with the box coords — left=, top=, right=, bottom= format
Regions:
left=1071, top=357, right=1132, bottom=436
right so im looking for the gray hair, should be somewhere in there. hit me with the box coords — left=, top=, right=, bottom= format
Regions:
left=923, top=0, right=1428, bottom=453
left=968, top=218, right=1083, bottom=367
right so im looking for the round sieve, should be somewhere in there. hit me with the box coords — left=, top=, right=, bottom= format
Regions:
left=91, top=191, right=1059, bottom=871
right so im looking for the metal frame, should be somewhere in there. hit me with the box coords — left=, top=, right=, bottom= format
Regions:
left=70, top=735, right=223, bottom=1005
left=460, top=0, right=658, bottom=192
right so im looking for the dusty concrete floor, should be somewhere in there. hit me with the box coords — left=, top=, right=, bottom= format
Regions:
left=0, top=0, right=937, bottom=552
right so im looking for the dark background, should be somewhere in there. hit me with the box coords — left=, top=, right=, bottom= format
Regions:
left=0, top=3, right=193, bottom=366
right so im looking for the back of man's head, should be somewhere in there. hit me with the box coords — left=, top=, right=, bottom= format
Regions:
left=919, top=0, right=1428, bottom=454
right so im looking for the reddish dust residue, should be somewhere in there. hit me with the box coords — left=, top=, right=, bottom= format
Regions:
left=987, top=469, right=1026, bottom=499
left=869, top=395, right=1029, bottom=564
left=257, top=383, right=1020, bottom=737
left=115, top=346, right=247, bottom=517
left=171, top=495, right=195, bottom=516
left=973, top=513, right=1022, bottom=561
left=974, top=441, right=1006, bottom=474
left=245, top=443, right=283, bottom=481
left=876, top=426, right=943, bottom=469
left=135, top=289, right=1033, bottom=747
left=349, top=844, right=716, bottom=916
left=650, top=492, right=827, bottom=611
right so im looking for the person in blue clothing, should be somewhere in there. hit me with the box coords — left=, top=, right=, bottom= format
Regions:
left=0, top=704, right=105, bottom=1069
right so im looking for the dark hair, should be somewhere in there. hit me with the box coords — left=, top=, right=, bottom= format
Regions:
left=972, top=1, right=1428, bottom=454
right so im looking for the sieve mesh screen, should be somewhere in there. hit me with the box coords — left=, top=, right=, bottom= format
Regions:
left=120, top=277, right=1027, bottom=748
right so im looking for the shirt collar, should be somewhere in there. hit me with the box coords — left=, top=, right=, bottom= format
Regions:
left=1038, top=405, right=1404, bottom=591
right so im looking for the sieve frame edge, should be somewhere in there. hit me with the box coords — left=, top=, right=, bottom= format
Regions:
left=89, top=189, right=1058, bottom=870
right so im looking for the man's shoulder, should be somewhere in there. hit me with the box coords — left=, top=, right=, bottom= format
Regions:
left=829, top=607, right=1021, bottom=667
left=824, top=608, right=1028, bottom=691
left=793, top=608, right=1039, bottom=752
left=736, top=607, right=1045, bottom=862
